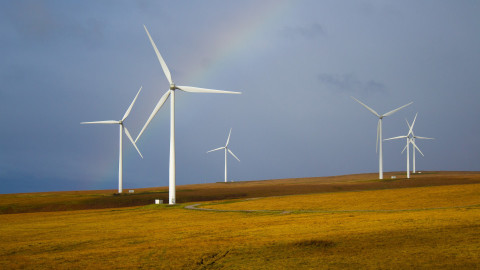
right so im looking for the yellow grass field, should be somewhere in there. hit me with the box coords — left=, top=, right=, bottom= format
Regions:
left=1, top=172, right=479, bottom=269
left=202, top=183, right=480, bottom=212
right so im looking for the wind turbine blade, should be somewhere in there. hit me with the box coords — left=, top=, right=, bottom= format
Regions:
left=177, top=85, right=241, bottom=94
left=207, top=147, right=224, bottom=153
left=124, top=127, right=143, bottom=158
left=415, top=136, right=435, bottom=140
left=383, top=102, right=413, bottom=117
left=405, top=119, right=415, bottom=137
left=384, top=135, right=407, bottom=141
left=376, top=120, right=380, bottom=153
left=408, top=113, right=417, bottom=136
left=228, top=149, right=240, bottom=162
left=401, top=143, right=408, bottom=154
left=122, top=86, right=142, bottom=121
left=143, top=25, right=172, bottom=85
left=226, top=128, right=232, bottom=147
left=411, top=140, right=424, bottom=157
left=81, top=120, right=120, bottom=124
left=135, top=90, right=171, bottom=142
left=351, top=96, right=380, bottom=117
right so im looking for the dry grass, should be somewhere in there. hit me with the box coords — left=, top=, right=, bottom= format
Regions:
left=203, top=183, right=480, bottom=212
left=0, top=173, right=479, bottom=268
left=1, top=202, right=479, bottom=269
left=2, top=171, right=480, bottom=214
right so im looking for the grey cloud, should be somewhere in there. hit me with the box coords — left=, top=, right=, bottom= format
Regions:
left=282, top=23, right=325, bottom=39
left=1, top=1, right=479, bottom=194
left=2, top=1, right=105, bottom=46
left=317, top=73, right=387, bottom=95
left=3, top=1, right=57, bottom=39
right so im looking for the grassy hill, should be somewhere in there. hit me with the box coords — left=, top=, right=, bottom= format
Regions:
left=1, top=171, right=479, bottom=214
left=0, top=171, right=479, bottom=269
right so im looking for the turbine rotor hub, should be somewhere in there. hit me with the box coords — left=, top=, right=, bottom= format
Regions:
left=169, top=83, right=176, bottom=90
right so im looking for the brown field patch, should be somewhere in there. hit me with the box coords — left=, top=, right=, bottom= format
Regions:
left=1, top=171, right=479, bottom=214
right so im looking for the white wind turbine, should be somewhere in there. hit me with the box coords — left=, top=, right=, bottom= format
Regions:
left=405, top=114, right=434, bottom=173
left=384, top=113, right=418, bottom=179
left=351, top=97, right=413, bottom=179
left=207, top=128, right=240, bottom=183
left=81, top=87, right=143, bottom=193
left=135, top=25, right=241, bottom=205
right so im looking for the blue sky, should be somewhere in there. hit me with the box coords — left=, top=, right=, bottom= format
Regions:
left=1, top=0, right=479, bottom=193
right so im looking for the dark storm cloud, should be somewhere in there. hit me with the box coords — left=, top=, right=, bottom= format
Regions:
left=1, top=1, right=105, bottom=46
left=1, top=1, right=479, bottom=194
left=2, top=1, right=57, bottom=39
left=317, top=73, right=387, bottom=96
left=281, top=23, right=325, bottom=39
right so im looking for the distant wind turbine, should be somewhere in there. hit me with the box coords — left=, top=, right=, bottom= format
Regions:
left=352, top=97, right=413, bottom=179
left=405, top=114, right=434, bottom=173
left=384, top=113, right=418, bottom=179
left=135, top=25, right=241, bottom=205
left=207, top=128, right=240, bottom=183
left=81, top=87, right=143, bottom=193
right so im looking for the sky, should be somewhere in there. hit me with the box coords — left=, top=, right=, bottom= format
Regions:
left=1, top=0, right=479, bottom=194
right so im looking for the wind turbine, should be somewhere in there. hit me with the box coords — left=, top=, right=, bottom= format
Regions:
left=135, top=25, right=241, bottom=205
left=207, top=128, right=240, bottom=183
left=384, top=113, right=417, bottom=179
left=351, top=97, right=413, bottom=179
left=405, top=114, right=434, bottom=173
left=81, top=87, right=143, bottom=193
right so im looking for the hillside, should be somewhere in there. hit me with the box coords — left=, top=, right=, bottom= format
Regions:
left=1, top=171, right=479, bottom=214
left=0, top=171, right=479, bottom=269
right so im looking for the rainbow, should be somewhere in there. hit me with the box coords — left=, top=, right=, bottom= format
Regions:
left=186, top=1, right=292, bottom=84
left=95, top=1, right=292, bottom=188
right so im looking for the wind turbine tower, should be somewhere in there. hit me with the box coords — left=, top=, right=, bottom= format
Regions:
left=135, top=25, right=241, bottom=204
left=352, top=97, right=412, bottom=179
left=207, top=128, right=240, bottom=182
left=405, top=114, right=434, bottom=173
left=384, top=113, right=429, bottom=179
left=81, top=87, right=143, bottom=193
